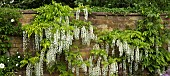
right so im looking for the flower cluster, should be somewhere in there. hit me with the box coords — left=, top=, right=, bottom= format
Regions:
left=0, top=63, right=5, bottom=69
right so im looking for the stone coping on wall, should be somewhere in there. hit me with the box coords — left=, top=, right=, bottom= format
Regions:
left=19, top=10, right=168, bottom=16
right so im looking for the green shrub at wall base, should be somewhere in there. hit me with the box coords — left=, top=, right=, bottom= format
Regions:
left=0, top=7, right=23, bottom=76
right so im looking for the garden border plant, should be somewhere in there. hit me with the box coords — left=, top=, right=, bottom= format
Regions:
left=0, top=7, right=23, bottom=76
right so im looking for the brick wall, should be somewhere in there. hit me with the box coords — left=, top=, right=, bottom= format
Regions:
left=17, top=12, right=146, bottom=58
left=9, top=36, right=23, bottom=55
left=12, top=11, right=170, bottom=76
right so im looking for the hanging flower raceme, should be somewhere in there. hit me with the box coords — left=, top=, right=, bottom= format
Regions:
left=116, top=40, right=123, bottom=56
left=46, top=46, right=55, bottom=65
left=74, top=26, right=80, bottom=40
left=105, top=43, right=109, bottom=55
left=88, top=56, right=93, bottom=76
left=79, top=56, right=87, bottom=75
left=35, top=34, right=40, bottom=51
left=76, top=66, right=79, bottom=76
left=22, top=2, right=100, bottom=76
left=23, top=31, right=27, bottom=51
left=54, top=30, right=59, bottom=45
left=76, top=9, right=80, bottom=20
left=130, top=46, right=134, bottom=61
left=83, top=8, right=88, bottom=20
left=35, top=50, right=45, bottom=76
left=135, top=46, right=140, bottom=62
left=45, top=27, right=52, bottom=39
left=123, top=59, right=126, bottom=74
left=65, top=16, right=69, bottom=25
left=89, top=25, right=95, bottom=40
left=96, top=57, right=101, bottom=75
left=111, top=39, right=116, bottom=56
left=26, top=63, right=32, bottom=76
left=81, top=26, right=87, bottom=45
left=34, top=62, right=41, bottom=76
left=66, top=30, right=73, bottom=48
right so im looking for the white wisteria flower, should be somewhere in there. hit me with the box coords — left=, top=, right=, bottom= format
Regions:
left=0, top=63, right=5, bottom=68
left=11, top=19, right=15, bottom=22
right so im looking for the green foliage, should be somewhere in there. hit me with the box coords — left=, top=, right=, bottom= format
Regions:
left=97, top=5, right=170, bottom=74
left=23, top=2, right=73, bottom=37
left=21, top=0, right=170, bottom=75
left=0, top=7, right=22, bottom=75
left=0, top=8, right=22, bottom=55
left=0, top=52, right=23, bottom=76
left=47, top=61, right=74, bottom=76
left=41, top=39, right=51, bottom=49
left=2, top=0, right=170, bottom=13
left=91, top=49, right=107, bottom=57
left=22, top=1, right=90, bottom=75
left=74, top=0, right=170, bottom=16
left=75, top=0, right=170, bottom=12
left=70, top=19, right=91, bottom=28
left=0, top=0, right=51, bottom=9
left=20, top=49, right=44, bottom=68
left=90, top=48, right=122, bottom=68
left=136, top=6, right=170, bottom=73
left=91, top=7, right=133, bottom=14
left=65, top=50, right=83, bottom=67
left=75, top=0, right=136, bottom=7
left=0, top=8, right=21, bottom=35
left=98, top=30, right=150, bottom=49
left=74, top=4, right=91, bottom=12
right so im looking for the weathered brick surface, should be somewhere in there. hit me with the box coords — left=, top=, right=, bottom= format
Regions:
left=89, top=15, right=143, bottom=31
left=10, top=37, right=22, bottom=44
left=9, top=48, right=19, bottom=55
left=19, top=14, right=36, bottom=25
left=10, top=37, right=23, bottom=55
